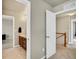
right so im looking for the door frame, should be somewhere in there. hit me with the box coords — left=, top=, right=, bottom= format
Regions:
left=26, top=1, right=31, bottom=59
left=55, top=8, right=76, bottom=45
left=71, top=19, right=76, bottom=43
left=16, top=0, right=31, bottom=59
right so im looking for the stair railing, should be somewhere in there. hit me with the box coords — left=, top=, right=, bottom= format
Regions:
left=56, top=32, right=67, bottom=47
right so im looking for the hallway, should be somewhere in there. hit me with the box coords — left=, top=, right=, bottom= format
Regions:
left=49, top=45, right=76, bottom=59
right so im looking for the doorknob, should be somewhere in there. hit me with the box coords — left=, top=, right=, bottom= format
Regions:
left=46, top=36, right=50, bottom=38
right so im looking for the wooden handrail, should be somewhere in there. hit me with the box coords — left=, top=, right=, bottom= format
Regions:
left=56, top=33, right=65, bottom=34
left=56, top=34, right=64, bottom=39
left=56, top=32, right=67, bottom=47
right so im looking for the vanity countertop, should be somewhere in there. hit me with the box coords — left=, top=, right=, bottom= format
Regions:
left=19, top=33, right=26, bottom=38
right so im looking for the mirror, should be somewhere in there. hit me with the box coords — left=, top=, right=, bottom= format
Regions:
left=2, top=15, right=13, bottom=49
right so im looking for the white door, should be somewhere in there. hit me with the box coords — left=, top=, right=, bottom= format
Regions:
left=46, top=10, right=56, bottom=59
left=71, top=20, right=76, bottom=43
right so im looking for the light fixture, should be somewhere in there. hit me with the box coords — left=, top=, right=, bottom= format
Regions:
left=67, top=12, right=76, bottom=16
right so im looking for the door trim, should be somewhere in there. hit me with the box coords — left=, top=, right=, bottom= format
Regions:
left=16, top=0, right=31, bottom=59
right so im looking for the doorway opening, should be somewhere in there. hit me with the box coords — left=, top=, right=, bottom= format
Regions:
left=56, top=9, right=76, bottom=48
left=2, top=0, right=31, bottom=59
left=45, top=9, right=76, bottom=59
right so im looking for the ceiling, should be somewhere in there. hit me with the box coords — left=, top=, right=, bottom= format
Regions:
left=2, top=0, right=26, bottom=12
left=57, top=9, right=76, bottom=17
left=43, top=0, right=69, bottom=7
left=3, top=0, right=75, bottom=12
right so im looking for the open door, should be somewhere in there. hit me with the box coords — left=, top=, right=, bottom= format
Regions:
left=46, top=10, right=56, bottom=59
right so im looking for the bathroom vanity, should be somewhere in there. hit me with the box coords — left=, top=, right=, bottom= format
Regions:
left=19, top=36, right=26, bottom=50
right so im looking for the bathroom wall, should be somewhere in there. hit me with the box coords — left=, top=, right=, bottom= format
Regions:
left=3, top=9, right=27, bottom=46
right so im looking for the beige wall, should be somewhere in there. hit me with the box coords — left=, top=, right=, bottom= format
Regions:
left=31, top=0, right=53, bottom=59
left=3, top=9, right=27, bottom=46
left=56, top=16, right=70, bottom=44
left=56, top=15, right=76, bottom=45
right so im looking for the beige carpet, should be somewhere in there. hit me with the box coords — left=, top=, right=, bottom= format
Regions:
left=49, top=45, right=76, bottom=59
left=2, top=47, right=26, bottom=59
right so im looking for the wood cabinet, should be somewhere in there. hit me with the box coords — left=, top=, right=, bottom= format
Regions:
left=19, top=36, right=26, bottom=50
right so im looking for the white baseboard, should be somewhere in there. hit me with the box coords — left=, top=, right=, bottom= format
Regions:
left=68, top=42, right=73, bottom=44
left=67, top=42, right=76, bottom=48
left=14, top=45, right=20, bottom=48
left=41, top=56, right=45, bottom=59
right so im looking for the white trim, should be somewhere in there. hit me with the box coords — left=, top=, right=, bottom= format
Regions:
left=55, top=8, right=76, bottom=15
left=68, top=42, right=73, bottom=44
left=13, top=17, right=15, bottom=48
left=2, top=15, right=13, bottom=19
left=41, top=56, right=45, bottom=59
left=70, top=19, right=76, bottom=43
left=16, top=0, right=30, bottom=5
left=26, top=2, right=31, bottom=59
